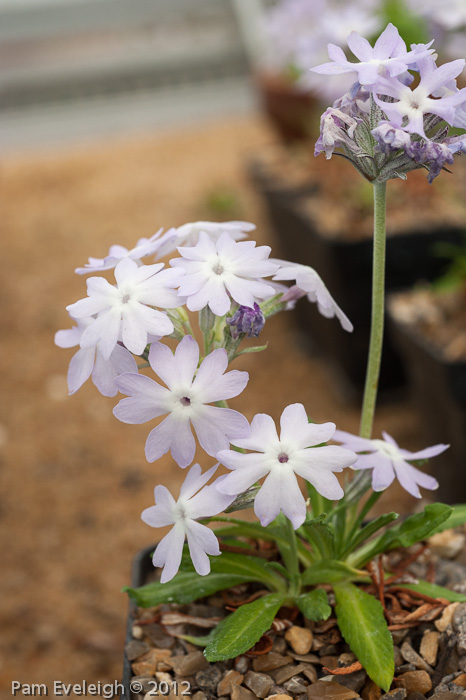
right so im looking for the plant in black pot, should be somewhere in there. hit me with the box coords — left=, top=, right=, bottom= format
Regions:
left=387, top=236, right=466, bottom=503
left=55, top=22, right=466, bottom=700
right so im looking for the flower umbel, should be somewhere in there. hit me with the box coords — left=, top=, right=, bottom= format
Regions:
left=311, top=25, right=466, bottom=183
left=141, top=464, right=235, bottom=582
left=217, top=403, right=357, bottom=529
left=113, top=335, right=250, bottom=467
left=333, top=430, right=448, bottom=498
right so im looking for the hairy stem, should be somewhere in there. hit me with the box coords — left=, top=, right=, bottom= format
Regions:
left=359, top=181, right=387, bottom=439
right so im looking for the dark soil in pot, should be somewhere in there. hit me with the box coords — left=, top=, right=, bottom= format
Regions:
left=250, top=147, right=466, bottom=399
left=121, top=532, right=466, bottom=700
left=387, top=287, right=466, bottom=504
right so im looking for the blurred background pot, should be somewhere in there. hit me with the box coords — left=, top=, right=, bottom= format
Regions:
left=250, top=151, right=466, bottom=399
left=387, top=288, right=466, bottom=504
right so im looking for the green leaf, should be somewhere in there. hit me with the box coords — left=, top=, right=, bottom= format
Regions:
left=296, top=589, right=332, bottom=621
left=333, top=582, right=394, bottom=691
left=234, top=343, right=268, bottom=358
left=396, top=580, right=466, bottom=603
left=211, top=523, right=287, bottom=545
left=209, top=552, right=286, bottom=592
left=300, top=516, right=335, bottom=558
left=178, top=631, right=216, bottom=647
left=301, top=560, right=366, bottom=586
left=342, top=513, right=399, bottom=556
left=123, top=571, right=252, bottom=608
left=429, top=504, right=466, bottom=535
left=204, top=593, right=285, bottom=662
left=349, top=503, right=452, bottom=568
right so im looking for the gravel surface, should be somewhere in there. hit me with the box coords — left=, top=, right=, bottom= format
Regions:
left=1, top=115, right=423, bottom=692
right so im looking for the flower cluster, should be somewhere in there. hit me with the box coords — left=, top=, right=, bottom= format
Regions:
left=312, top=23, right=466, bottom=182
left=56, top=216, right=448, bottom=583
left=56, top=220, right=362, bottom=581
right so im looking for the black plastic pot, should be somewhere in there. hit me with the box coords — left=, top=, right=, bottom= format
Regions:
left=387, top=310, right=466, bottom=504
left=251, top=159, right=465, bottom=398
left=121, top=544, right=155, bottom=700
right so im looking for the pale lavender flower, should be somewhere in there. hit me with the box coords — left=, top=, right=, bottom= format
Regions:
left=371, top=122, right=413, bottom=155
left=272, top=261, right=353, bottom=332
left=75, top=229, right=168, bottom=275
left=113, top=335, right=250, bottom=468
left=170, top=233, right=278, bottom=317
left=406, top=140, right=455, bottom=183
left=312, top=23, right=434, bottom=87
left=374, top=58, right=466, bottom=137
left=333, top=430, right=449, bottom=498
left=142, top=463, right=235, bottom=582
left=227, top=303, right=265, bottom=339
left=314, top=107, right=362, bottom=159
left=66, top=258, right=183, bottom=360
left=217, top=403, right=357, bottom=529
left=55, top=317, right=138, bottom=396
left=154, top=221, right=255, bottom=259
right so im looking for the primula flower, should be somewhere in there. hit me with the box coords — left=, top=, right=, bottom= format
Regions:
left=273, top=261, right=353, bottom=331
left=66, top=258, right=183, bottom=360
left=55, top=317, right=138, bottom=396
left=312, top=23, right=433, bottom=87
left=113, top=335, right=250, bottom=468
left=374, top=59, right=466, bottom=137
left=154, top=220, right=255, bottom=259
left=333, top=430, right=449, bottom=498
left=227, top=303, right=265, bottom=339
left=170, top=232, right=278, bottom=317
left=75, top=229, right=168, bottom=274
left=216, top=403, right=357, bottom=529
left=314, top=107, right=362, bottom=159
left=142, top=463, right=235, bottom=582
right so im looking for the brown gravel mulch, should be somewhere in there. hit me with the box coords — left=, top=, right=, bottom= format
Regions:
left=1, top=115, right=426, bottom=693
left=126, top=536, right=466, bottom=700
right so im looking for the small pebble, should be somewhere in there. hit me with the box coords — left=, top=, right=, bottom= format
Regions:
left=131, top=661, right=156, bottom=677
left=452, top=673, right=466, bottom=689
left=306, top=681, right=360, bottom=699
left=429, top=531, right=466, bottom=559
left=231, top=684, right=256, bottom=700
left=397, top=671, right=432, bottom=695
left=217, top=670, right=244, bottom=697
left=195, top=665, right=222, bottom=693
left=285, top=626, right=314, bottom=655
left=244, top=670, right=274, bottom=698
left=253, top=654, right=294, bottom=673
left=380, top=689, right=407, bottom=700
left=284, top=676, right=308, bottom=695
left=420, top=630, right=439, bottom=667
left=273, top=664, right=309, bottom=686
left=126, top=639, right=150, bottom=661
left=400, top=642, right=433, bottom=674
left=170, top=651, right=208, bottom=676
left=132, top=624, right=144, bottom=640
left=435, top=604, right=460, bottom=632
left=361, top=679, right=382, bottom=700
